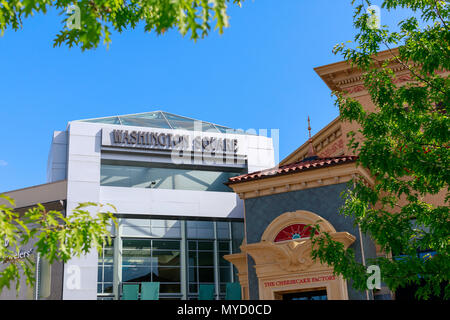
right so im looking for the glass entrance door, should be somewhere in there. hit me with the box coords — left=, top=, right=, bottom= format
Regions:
left=282, top=289, right=328, bottom=300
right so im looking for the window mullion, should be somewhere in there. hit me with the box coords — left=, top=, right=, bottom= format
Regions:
left=213, top=222, right=219, bottom=299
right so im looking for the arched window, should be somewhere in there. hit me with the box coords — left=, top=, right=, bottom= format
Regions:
left=273, top=224, right=318, bottom=242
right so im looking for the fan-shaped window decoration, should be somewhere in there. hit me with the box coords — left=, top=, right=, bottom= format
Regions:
left=274, top=224, right=318, bottom=243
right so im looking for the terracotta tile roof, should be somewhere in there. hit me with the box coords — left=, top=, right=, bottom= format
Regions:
left=227, top=156, right=358, bottom=185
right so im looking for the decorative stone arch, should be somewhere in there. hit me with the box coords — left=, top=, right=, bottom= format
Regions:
left=226, top=210, right=356, bottom=300
left=261, top=210, right=336, bottom=243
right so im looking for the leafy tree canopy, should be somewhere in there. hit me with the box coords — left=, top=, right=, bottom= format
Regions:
left=0, top=195, right=116, bottom=294
left=0, top=0, right=244, bottom=50
left=310, top=0, right=449, bottom=300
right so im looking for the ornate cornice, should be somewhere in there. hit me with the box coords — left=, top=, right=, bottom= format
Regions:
left=229, top=162, right=374, bottom=200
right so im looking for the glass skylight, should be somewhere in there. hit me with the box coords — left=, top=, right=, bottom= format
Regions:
left=77, top=111, right=255, bottom=135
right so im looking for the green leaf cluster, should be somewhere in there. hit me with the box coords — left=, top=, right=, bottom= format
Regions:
left=0, top=0, right=245, bottom=50
left=0, top=195, right=117, bottom=295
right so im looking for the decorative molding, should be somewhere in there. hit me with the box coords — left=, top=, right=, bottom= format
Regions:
left=344, top=84, right=365, bottom=94
left=343, top=73, right=413, bottom=94
left=392, top=74, right=412, bottom=83
left=337, top=75, right=364, bottom=86
left=228, top=163, right=374, bottom=200
left=243, top=232, right=355, bottom=274
left=318, top=139, right=344, bottom=158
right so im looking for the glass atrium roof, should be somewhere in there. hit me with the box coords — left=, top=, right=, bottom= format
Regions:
left=77, top=111, right=253, bottom=135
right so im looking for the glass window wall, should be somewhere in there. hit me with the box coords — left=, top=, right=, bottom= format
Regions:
left=97, top=243, right=114, bottom=297
left=100, top=163, right=244, bottom=192
left=122, top=239, right=182, bottom=295
left=97, top=218, right=244, bottom=300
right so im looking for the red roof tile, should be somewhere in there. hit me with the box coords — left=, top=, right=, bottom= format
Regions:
left=227, top=156, right=358, bottom=185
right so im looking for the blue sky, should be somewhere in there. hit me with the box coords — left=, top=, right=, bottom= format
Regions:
left=0, top=0, right=412, bottom=192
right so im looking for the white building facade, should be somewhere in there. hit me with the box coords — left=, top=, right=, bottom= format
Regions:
left=46, top=111, right=276, bottom=300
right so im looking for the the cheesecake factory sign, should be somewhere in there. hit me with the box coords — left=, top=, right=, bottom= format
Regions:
left=263, top=275, right=336, bottom=288
left=103, top=129, right=239, bottom=154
